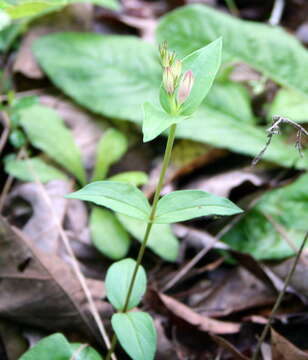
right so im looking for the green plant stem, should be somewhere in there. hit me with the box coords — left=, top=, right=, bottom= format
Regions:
left=251, top=231, right=308, bottom=360
left=105, top=123, right=177, bottom=360
left=224, top=0, right=239, bottom=16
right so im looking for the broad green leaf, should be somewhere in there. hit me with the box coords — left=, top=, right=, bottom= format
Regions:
left=155, top=190, right=243, bottom=224
left=20, top=333, right=72, bottom=360
left=156, top=4, right=308, bottom=97
left=268, top=88, right=308, bottom=123
left=222, top=173, right=308, bottom=260
left=92, top=129, right=128, bottom=181
left=142, top=102, right=186, bottom=142
left=109, top=171, right=148, bottom=187
left=4, top=155, right=67, bottom=183
left=19, top=104, right=86, bottom=184
left=66, top=181, right=151, bottom=221
left=70, top=343, right=103, bottom=360
left=2, top=0, right=118, bottom=19
left=90, top=207, right=130, bottom=260
left=33, top=33, right=308, bottom=168
left=117, top=213, right=179, bottom=262
left=112, top=312, right=157, bottom=360
left=178, top=38, right=222, bottom=116
left=176, top=103, right=308, bottom=169
left=105, top=258, right=146, bottom=311
left=33, top=33, right=161, bottom=123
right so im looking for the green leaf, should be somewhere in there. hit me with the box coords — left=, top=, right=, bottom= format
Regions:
left=33, top=33, right=161, bottom=123
left=2, top=0, right=118, bottom=19
left=268, top=88, right=308, bottom=123
left=222, top=173, right=308, bottom=260
left=178, top=38, right=222, bottom=116
left=90, top=207, right=130, bottom=260
left=19, top=104, right=86, bottom=184
left=155, top=190, right=243, bottom=224
left=156, top=4, right=308, bottom=97
left=70, top=343, right=103, bottom=360
left=66, top=181, right=151, bottom=221
left=109, top=171, right=148, bottom=187
left=112, top=312, right=157, bottom=360
left=176, top=102, right=308, bottom=169
left=4, top=155, right=67, bottom=183
left=142, top=102, right=186, bottom=142
left=92, top=128, right=128, bottom=181
left=117, top=214, right=179, bottom=262
left=105, top=258, right=146, bottom=311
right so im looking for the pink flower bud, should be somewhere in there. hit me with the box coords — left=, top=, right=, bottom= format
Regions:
left=177, top=70, right=194, bottom=105
left=163, top=66, right=175, bottom=95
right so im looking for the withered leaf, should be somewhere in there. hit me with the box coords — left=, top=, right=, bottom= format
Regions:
left=271, top=328, right=308, bottom=360
left=158, top=293, right=240, bottom=334
left=0, top=216, right=111, bottom=342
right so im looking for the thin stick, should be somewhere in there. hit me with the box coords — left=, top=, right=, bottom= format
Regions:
left=0, top=111, right=10, bottom=156
left=251, top=231, right=308, bottom=360
left=269, top=0, right=285, bottom=25
left=105, top=124, right=178, bottom=360
left=22, top=155, right=115, bottom=359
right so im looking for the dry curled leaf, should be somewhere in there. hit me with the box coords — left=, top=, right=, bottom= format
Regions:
left=158, top=293, right=240, bottom=334
left=271, top=328, right=308, bottom=360
left=0, top=216, right=112, bottom=342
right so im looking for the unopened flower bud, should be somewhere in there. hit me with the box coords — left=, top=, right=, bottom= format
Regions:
left=163, top=66, right=175, bottom=95
left=159, top=41, right=167, bottom=62
left=170, top=60, right=182, bottom=83
left=177, top=70, right=194, bottom=105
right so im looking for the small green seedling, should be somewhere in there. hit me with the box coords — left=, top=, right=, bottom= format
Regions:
left=66, top=38, right=243, bottom=360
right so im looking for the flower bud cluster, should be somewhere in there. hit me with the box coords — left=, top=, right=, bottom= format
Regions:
left=159, top=42, right=195, bottom=111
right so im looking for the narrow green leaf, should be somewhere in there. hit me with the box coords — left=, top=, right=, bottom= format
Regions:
left=109, top=171, right=148, bottom=187
left=117, top=213, right=179, bottom=262
left=155, top=190, right=243, bottom=224
left=105, top=258, right=146, bottom=311
left=20, top=333, right=73, bottom=360
left=66, top=181, right=151, bottom=221
left=142, top=102, right=186, bottom=142
left=112, top=312, right=157, bottom=360
left=179, top=38, right=222, bottom=116
left=268, top=88, right=308, bottom=123
left=157, top=4, right=308, bottom=97
left=4, top=155, right=67, bottom=183
left=90, top=207, right=130, bottom=260
left=19, top=104, right=86, bottom=184
left=92, top=129, right=128, bottom=181
left=222, top=173, right=308, bottom=260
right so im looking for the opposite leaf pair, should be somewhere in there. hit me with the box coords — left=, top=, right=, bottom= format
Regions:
left=67, top=180, right=242, bottom=224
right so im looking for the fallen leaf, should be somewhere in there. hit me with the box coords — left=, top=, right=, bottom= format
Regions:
left=271, top=328, right=308, bottom=360
left=196, top=267, right=276, bottom=317
left=10, top=180, right=71, bottom=254
left=211, top=334, right=249, bottom=360
left=0, top=216, right=112, bottom=342
left=157, top=293, right=240, bottom=334
left=0, top=320, right=28, bottom=360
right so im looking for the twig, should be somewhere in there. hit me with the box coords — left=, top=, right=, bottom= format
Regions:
left=22, top=154, right=115, bottom=359
left=0, top=111, right=10, bottom=156
left=251, top=231, right=308, bottom=360
left=269, top=0, right=285, bottom=25
left=252, top=115, right=308, bottom=166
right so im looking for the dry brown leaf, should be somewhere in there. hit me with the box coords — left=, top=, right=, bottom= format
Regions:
left=0, top=320, right=28, bottom=360
left=197, top=267, right=276, bottom=317
left=0, top=216, right=112, bottom=342
left=158, top=293, right=240, bottom=334
left=271, top=328, right=308, bottom=360
left=211, top=334, right=249, bottom=360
